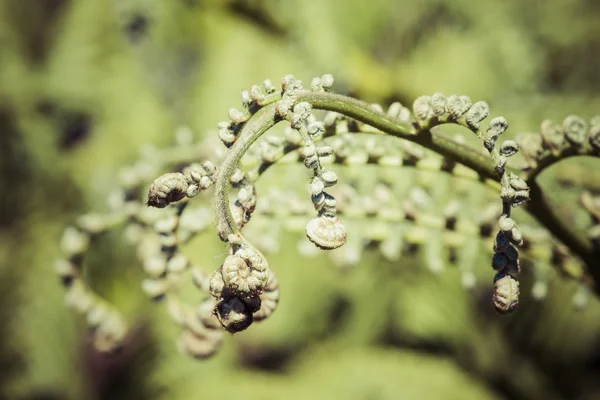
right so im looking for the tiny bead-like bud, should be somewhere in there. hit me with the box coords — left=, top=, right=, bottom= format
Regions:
left=500, top=186, right=515, bottom=202
left=508, top=175, right=528, bottom=191
left=310, top=177, right=325, bottom=195
left=215, top=296, right=254, bottom=333
left=293, top=102, right=312, bottom=121
left=249, top=85, right=264, bottom=102
left=464, top=101, right=490, bottom=130
left=147, top=172, right=188, bottom=208
left=484, top=117, right=508, bottom=150
left=387, top=102, right=403, bottom=118
left=281, top=74, right=296, bottom=92
left=307, top=121, right=325, bottom=138
left=491, top=252, right=508, bottom=270
left=209, top=269, right=225, bottom=298
left=413, top=96, right=434, bottom=123
left=222, top=255, right=266, bottom=294
left=512, top=190, right=530, bottom=207
left=494, top=231, right=510, bottom=251
left=493, top=272, right=519, bottom=314
left=540, top=120, right=564, bottom=151
left=499, top=140, right=520, bottom=157
left=305, top=216, right=347, bottom=250
left=446, top=95, right=472, bottom=119
left=167, top=253, right=188, bottom=273
left=563, top=115, right=588, bottom=145
left=218, top=128, right=237, bottom=145
left=60, top=226, right=90, bottom=256
left=228, top=108, right=246, bottom=124
left=588, top=123, right=600, bottom=150
left=494, top=156, right=507, bottom=175
left=310, top=77, right=321, bottom=91
left=498, top=217, right=516, bottom=232
left=510, top=227, right=523, bottom=246
left=505, top=244, right=519, bottom=261
left=186, top=184, right=199, bottom=198
left=321, top=74, right=334, bottom=89
left=506, top=258, right=520, bottom=274
left=304, top=155, right=319, bottom=170
left=316, top=146, right=334, bottom=157
left=321, top=169, right=338, bottom=187
left=263, top=79, right=276, bottom=93
left=240, top=90, right=251, bottom=107
left=369, top=103, right=384, bottom=114
left=430, top=93, right=447, bottom=116
left=142, top=278, right=169, bottom=300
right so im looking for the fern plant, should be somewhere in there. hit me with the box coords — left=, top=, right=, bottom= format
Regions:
left=55, top=74, right=600, bottom=359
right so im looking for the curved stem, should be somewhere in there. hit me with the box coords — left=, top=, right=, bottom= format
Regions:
left=297, top=92, right=500, bottom=180
left=215, top=105, right=279, bottom=240
left=525, top=148, right=599, bottom=181
left=214, top=90, right=597, bottom=290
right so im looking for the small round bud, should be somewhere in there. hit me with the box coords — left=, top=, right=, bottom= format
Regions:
left=387, top=102, right=403, bottom=119
left=147, top=172, right=188, bottom=208
left=293, top=102, right=312, bottom=121
left=494, top=231, right=510, bottom=251
left=60, top=226, right=90, bottom=256
left=263, top=79, right=276, bottom=94
left=218, top=128, right=236, bottom=145
left=228, top=108, right=246, bottom=124
left=500, top=186, right=516, bottom=202
left=508, top=175, right=529, bottom=191
left=492, top=272, right=519, bottom=314
left=222, top=255, right=266, bottom=294
left=240, top=90, right=251, bottom=107
left=494, top=156, right=507, bottom=175
left=498, top=217, right=516, bottom=232
left=430, top=93, right=447, bottom=116
left=186, top=184, right=199, bottom=198
left=465, top=101, right=490, bottom=130
left=209, top=269, right=225, bottom=298
left=305, top=216, right=347, bottom=250
left=307, top=121, right=325, bottom=138
left=540, top=120, right=564, bottom=151
left=310, top=177, right=325, bottom=195
left=215, top=296, right=254, bottom=333
left=510, top=227, right=523, bottom=246
left=167, top=253, right=188, bottom=273
left=491, top=252, right=508, bottom=270
left=143, top=256, right=167, bottom=277
left=562, top=115, right=588, bottom=145
left=321, top=169, right=338, bottom=187
left=310, top=77, right=322, bottom=91
left=281, top=74, right=296, bottom=92
left=505, top=244, right=519, bottom=261
left=589, top=124, right=600, bottom=150
left=321, top=74, right=334, bottom=89
left=512, top=190, right=530, bottom=207
left=413, top=96, right=434, bottom=123
left=249, top=85, right=264, bottom=102
left=499, top=140, right=519, bottom=157
left=446, top=95, right=472, bottom=119
left=316, top=146, right=334, bottom=157
left=142, top=278, right=169, bottom=300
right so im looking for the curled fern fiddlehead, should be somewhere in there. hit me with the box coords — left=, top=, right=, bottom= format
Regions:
left=56, top=73, right=599, bottom=357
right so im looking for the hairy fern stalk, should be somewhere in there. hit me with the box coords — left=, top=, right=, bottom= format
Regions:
left=56, top=74, right=600, bottom=359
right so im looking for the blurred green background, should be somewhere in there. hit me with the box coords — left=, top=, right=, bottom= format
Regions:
left=1, top=0, right=600, bottom=399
